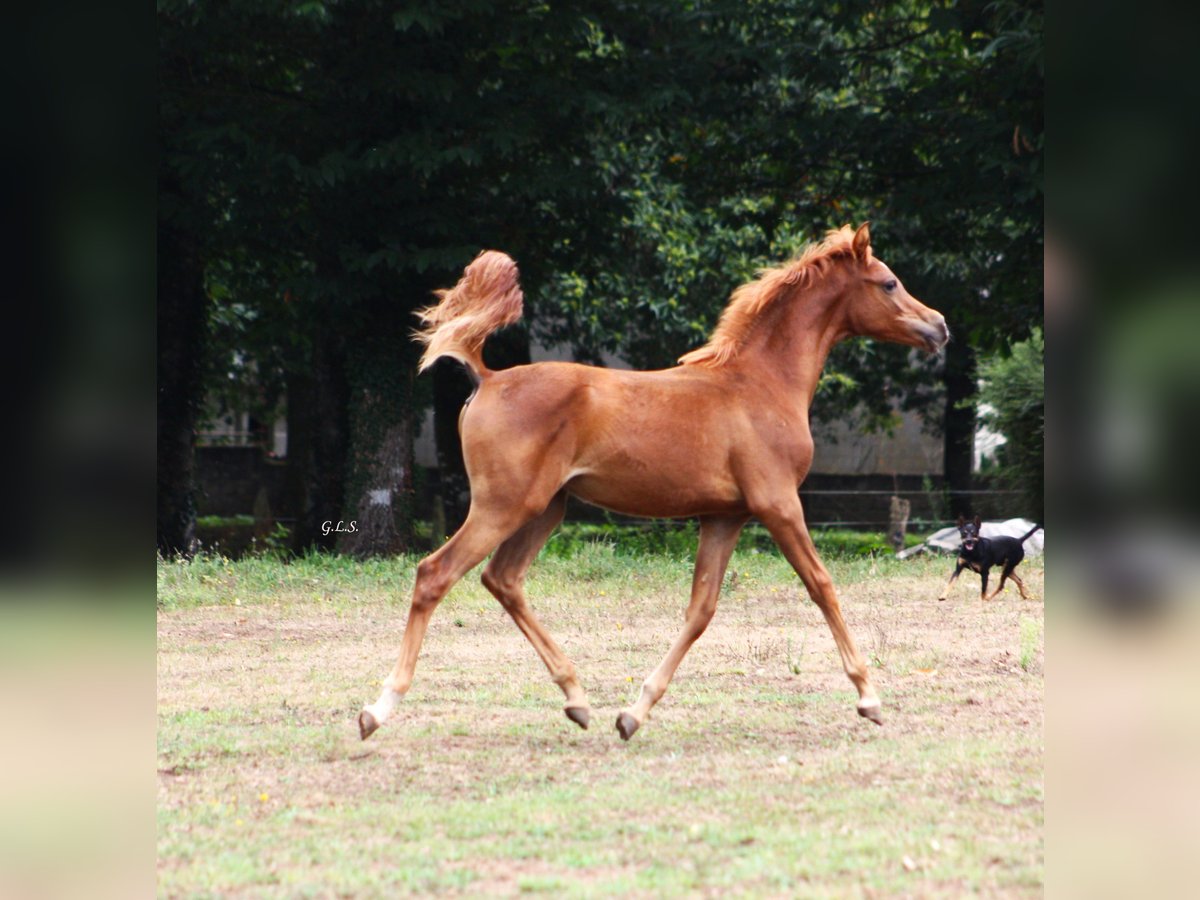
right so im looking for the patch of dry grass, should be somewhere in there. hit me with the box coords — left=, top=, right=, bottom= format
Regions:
left=158, top=548, right=1044, bottom=896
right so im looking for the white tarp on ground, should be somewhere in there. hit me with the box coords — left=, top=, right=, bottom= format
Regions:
left=901, top=517, right=1044, bottom=558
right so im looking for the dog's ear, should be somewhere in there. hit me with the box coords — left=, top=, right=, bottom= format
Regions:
left=956, top=515, right=965, bottom=528
left=973, top=515, right=981, bottom=530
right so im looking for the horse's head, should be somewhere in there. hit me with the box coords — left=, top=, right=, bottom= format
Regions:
left=841, top=224, right=949, bottom=353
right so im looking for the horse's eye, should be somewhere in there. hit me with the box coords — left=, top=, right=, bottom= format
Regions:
left=883, top=280, right=897, bottom=292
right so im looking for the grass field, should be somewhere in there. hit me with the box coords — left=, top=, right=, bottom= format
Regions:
left=157, top=537, right=1044, bottom=897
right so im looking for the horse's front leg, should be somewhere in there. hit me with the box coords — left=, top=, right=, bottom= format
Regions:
left=616, top=515, right=747, bottom=740
left=757, top=497, right=882, bottom=725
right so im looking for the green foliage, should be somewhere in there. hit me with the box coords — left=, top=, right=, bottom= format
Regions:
left=164, top=0, right=1042, bottom=393
left=195, top=515, right=254, bottom=529
left=543, top=522, right=700, bottom=560
left=808, top=529, right=925, bottom=558
left=160, top=0, right=1043, bottom=548
left=977, top=328, right=1044, bottom=521
left=193, top=517, right=292, bottom=560
left=543, top=522, right=919, bottom=560
left=184, top=517, right=924, bottom=571
left=260, top=522, right=293, bottom=557
left=534, top=0, right=1041, bottom=428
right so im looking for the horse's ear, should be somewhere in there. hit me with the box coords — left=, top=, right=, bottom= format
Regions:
left=973, top=515, right=982, bottom=530
left=852, top=222, right=871, bottom=261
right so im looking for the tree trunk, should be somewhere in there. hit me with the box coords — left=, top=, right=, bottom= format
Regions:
left=337, top=299, right=418, bottom=558
left=156, top=218, right=207, bottom=558
left=288, top=320, right=349, bottom=553
left=338, top=414, right=413, bottom=558
left=943, top=337, right=977, bottom=520
left=283, top=358, right=316, bottom=551
left=888, top=495, right=911, bottom=553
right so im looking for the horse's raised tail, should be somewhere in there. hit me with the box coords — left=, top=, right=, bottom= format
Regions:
left=415, top=250, right=524, bottom=380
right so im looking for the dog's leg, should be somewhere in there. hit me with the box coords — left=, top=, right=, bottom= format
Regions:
left=938, top=562, right=966, bottom=601
left=1009, top=569, right=1032, bottom=600
left=980, top=567, right=992, bottom=601
left=988, top=560, right=1028, bottom=600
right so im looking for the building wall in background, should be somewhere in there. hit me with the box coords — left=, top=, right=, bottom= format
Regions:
left=810, top=411, right=944, bottom=476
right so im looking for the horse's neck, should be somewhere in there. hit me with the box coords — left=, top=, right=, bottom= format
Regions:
left=737, top=276, right=848, bottom=408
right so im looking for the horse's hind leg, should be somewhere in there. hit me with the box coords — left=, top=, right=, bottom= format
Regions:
left=359, top=508, right=531, bottom=740
left=480, top=492, right=591, bottom=728
left=757, top=497, right=882, bottom=725
left=616, top=515, right=747, bottom=741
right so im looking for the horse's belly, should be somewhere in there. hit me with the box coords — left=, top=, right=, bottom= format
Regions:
left=565, top=470, right=745, bottom=519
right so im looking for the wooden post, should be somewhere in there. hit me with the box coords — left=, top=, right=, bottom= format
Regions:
left=888, top=495, right=911, bottom=554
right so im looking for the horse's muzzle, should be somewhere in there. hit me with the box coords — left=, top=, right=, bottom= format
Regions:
left=918, top=316, right=950, bottom=352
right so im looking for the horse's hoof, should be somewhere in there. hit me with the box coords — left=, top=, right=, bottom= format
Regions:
left=857, top=701, right=883, bottom=726
left=358, top=710, right=379, bottom=741
left=565, top=706, right=590, bottom=730
left=615, top=712, right=640, bottom=741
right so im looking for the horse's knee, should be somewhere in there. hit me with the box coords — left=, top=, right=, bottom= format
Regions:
left=480, top=567, right=508, bottom=599
left=480, top=566, right=500, bottom=596
left=683, top=601, right=718, bottom=636
left=480, top=566, right=509, bottom=596
left=415, top=556, right=440, bottom=583
left=412, top=557, right=449, bottom=612
left=481, top=567, right=523, bottom=611
left=804, top=570, right=836, bottom=603
left=411, top=587, right=439, bottom=614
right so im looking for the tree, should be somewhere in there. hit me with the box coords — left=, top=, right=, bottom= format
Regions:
left=536, top=0, right=1042, bottom=509
left=159, top=0, right=322, bottom=554
left=160, top=0, right=706, bottom=555
left=157, top=174, right=208, bottom=557
left=158, top=0, right=1042, bottom=555
left=977, top=328, right=1044, bottom=522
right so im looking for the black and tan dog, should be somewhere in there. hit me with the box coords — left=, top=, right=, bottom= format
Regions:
left=938, top=516, right=1042, bottom=601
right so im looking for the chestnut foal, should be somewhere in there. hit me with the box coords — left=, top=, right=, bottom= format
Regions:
left=359, top=224, right=949, bottom=741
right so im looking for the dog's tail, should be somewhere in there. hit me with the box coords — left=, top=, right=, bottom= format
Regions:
left=1019, top=523, right=1043, bottom=543
left=415, top=250, right=524, bottom=381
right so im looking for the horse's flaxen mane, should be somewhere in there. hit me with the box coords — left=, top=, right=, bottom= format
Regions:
left=678, top=225, right=867, bottom=368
